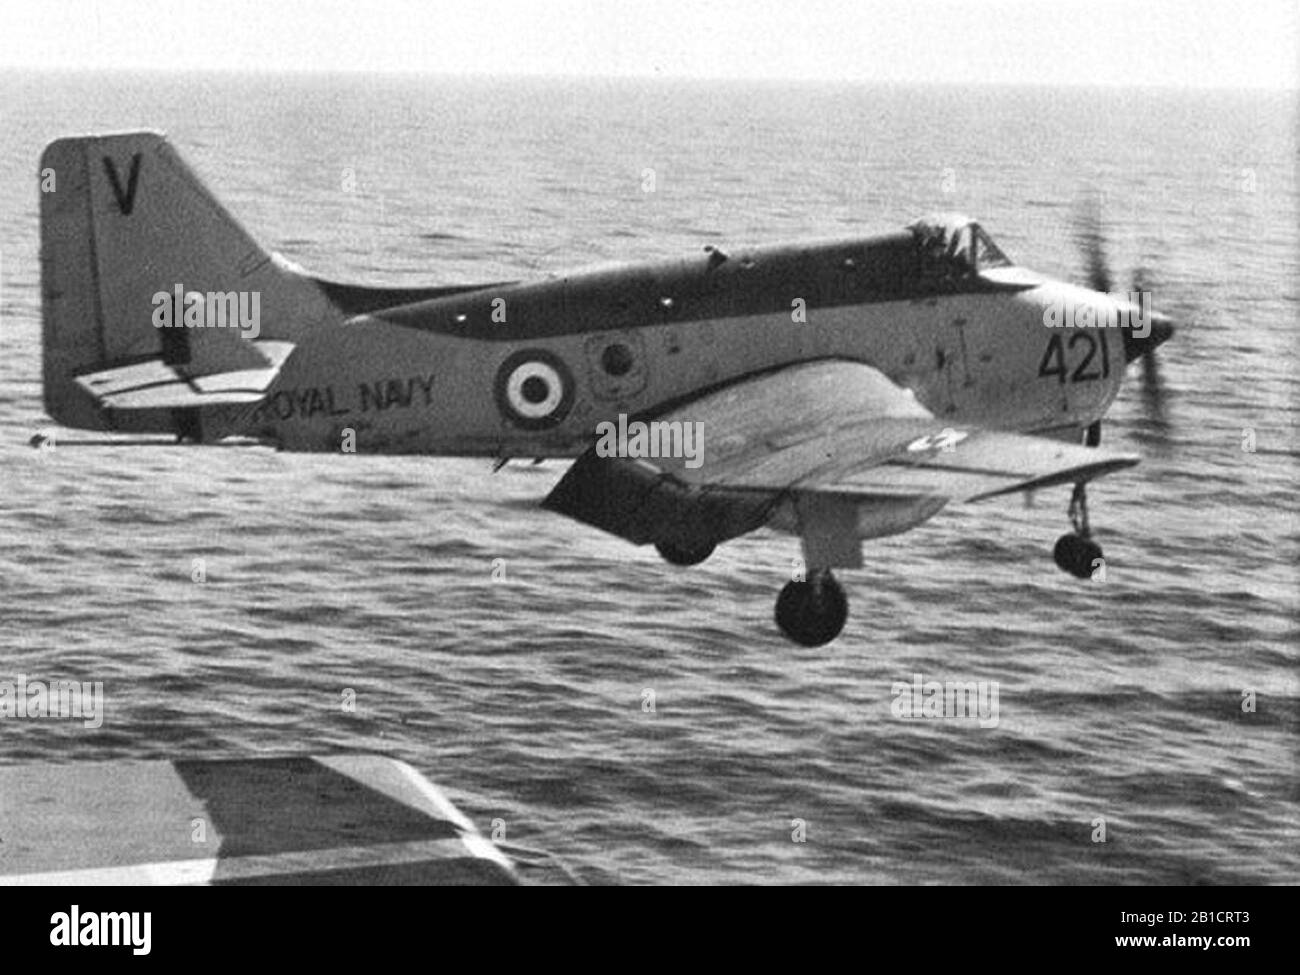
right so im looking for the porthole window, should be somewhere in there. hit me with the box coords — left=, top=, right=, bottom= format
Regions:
left=601, top=343, right=634, bottom=377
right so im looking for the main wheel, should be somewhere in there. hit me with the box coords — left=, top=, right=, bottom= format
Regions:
left=1053, top=533, right=1103, bottom=580
left=656, top=539, right=715, bottom=567
left=775, top=571, right=848, bottom=646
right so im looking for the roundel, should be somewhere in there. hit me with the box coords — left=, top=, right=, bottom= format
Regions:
left=494, top=349, right=575, bottom=430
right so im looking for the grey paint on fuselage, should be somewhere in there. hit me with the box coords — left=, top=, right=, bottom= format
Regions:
left=236, top=234, right=1127, bottom=458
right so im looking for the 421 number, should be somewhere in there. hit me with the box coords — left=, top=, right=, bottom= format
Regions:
left=1038, top=331, right=1110, bottom=384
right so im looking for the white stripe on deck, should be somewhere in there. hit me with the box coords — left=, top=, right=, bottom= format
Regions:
left=0, top=837, right=491, bottom=886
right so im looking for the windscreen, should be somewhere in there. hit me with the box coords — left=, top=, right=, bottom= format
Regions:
left=972, top=224, right=1012, bottom=270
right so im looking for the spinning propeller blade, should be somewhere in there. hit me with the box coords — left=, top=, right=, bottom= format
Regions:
left=1073, top=199, right=1175, bottom=434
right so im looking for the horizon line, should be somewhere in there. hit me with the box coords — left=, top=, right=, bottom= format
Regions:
left=0, top=65, right=1294, bottom=93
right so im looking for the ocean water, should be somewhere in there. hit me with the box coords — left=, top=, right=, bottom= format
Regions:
left=0, top=72, right=1296, bottom=884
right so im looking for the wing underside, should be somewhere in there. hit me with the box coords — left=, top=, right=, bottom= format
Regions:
left=544, top=359, right=1138, bottom=566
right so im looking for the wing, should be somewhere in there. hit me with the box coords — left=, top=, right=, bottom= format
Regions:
left=543, top=360, right=1138, bottom=566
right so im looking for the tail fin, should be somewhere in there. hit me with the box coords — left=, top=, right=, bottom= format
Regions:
left=39, top=131, right=333, bottom=433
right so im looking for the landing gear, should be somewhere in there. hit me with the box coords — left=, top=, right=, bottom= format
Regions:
left=1054, top=533, right=1102, bottom=579
left=656, top=539, right=715, bottom=566
left=775, top=570, right=848, bottom=647
left=1053, top=482, right=1103, bottom=580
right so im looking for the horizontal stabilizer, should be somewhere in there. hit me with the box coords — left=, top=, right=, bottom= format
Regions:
left=75, top=340, right=293, bottom=413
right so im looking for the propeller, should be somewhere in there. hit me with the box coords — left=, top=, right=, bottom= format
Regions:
left=1129, top=264, right=1170, bottom=426
left=1075, top=195, right=1113, bottom=295
left=1072, top=197, right=1174, bottom=434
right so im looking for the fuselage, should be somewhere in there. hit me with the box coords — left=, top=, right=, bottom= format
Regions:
left=233, top=219, right=1135, bottom=457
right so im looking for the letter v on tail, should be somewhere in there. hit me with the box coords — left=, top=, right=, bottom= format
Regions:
left=102, top=154, right=142, bottom=215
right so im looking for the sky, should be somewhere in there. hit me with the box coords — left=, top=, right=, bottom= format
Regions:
left=0, top=0, right=1295, bottom=89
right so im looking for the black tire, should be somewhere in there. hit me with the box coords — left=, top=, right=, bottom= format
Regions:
left=774, top=572, right=849, bottom=646
left=1053, top=533, right=1103, bottom=580
left=656, top=540, right=715, bottom=567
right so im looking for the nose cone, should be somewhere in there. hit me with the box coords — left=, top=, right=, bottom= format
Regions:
left=1123, top=312, right=1174, bottom=364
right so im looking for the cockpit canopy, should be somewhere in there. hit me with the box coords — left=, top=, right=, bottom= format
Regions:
left=909, top=213, right=1013, bottom=275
